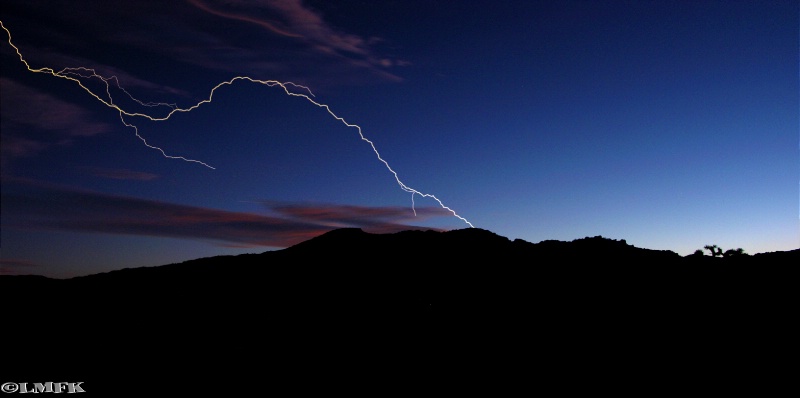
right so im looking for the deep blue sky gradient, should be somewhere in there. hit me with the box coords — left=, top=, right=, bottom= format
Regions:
left=1, top=1, right=797, bottom=277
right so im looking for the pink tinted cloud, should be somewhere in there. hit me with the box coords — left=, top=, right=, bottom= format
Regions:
left=5, top=1, right=402, bottom=97
left=0, top=78, right=113, bottom=165
left=87, top=167, right=159, bottom=181
left=186, top=0, right=405, bottom=81
left=186, top=0, right=301, bottom=38
left=2, top=182, right=450, bottom=248
left=0, top=259, right=39, bottom=275
left=268, top=202, right=451, bottom=233
left=0, top=78, right=112, bottom=137
left=0, top=136, right=47, bottom=159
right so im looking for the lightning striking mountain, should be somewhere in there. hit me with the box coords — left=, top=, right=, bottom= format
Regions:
left=0, top=21, right=474, bottom=227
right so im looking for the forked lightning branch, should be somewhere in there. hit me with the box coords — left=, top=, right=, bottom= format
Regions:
left=0, top=21, right=473, bottom=228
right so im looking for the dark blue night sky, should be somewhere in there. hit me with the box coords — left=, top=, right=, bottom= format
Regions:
left=1, top=1, right=797, bottom=277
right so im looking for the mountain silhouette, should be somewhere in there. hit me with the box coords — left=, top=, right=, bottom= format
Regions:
left=3, top=228, right=796, bottom=394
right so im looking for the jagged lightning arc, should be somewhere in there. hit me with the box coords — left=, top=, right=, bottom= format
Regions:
left=0, top=21, right=474, bottom=228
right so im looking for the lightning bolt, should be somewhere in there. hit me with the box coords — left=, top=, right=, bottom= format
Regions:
left=0, top=21, right=474, bottom=228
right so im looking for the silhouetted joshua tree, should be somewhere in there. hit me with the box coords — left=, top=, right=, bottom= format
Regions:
left=704, top=244, right=723, bottom=257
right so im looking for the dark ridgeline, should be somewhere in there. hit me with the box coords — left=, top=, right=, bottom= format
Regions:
left=2, top=228, right=796, bottom=394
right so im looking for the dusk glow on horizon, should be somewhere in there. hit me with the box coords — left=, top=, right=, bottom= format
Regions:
left=1, top=1, right=797, bottom=278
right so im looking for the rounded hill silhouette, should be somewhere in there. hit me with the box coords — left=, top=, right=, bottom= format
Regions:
left=2, top=228, right=796, bottom=394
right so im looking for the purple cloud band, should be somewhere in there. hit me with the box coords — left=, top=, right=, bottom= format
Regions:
left=0, top=259, right=40, bottom=275
left=86, top=167, right=159, bottom=181
left=2, top=182, right=450, bottom=248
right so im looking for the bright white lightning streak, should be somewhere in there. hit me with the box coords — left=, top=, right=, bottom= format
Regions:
left=1, top=22, right=214, bottom=168
left=1, top=21, right=474, bottom=228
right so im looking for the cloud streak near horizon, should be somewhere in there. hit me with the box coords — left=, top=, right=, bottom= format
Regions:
left=0, top=259, right=39, bottom=275
left=1, top=182, right=451, bottom=249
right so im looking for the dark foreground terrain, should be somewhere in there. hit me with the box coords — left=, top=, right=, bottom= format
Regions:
left=2, top=228, right=797, bottom=393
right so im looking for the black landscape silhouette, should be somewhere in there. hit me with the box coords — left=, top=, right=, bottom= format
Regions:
left=3, top=228, right=796, bottom=393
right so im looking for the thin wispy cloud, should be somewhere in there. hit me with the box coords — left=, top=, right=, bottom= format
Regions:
left=2, top=182, right=449, bottom=248
left=86, top=167, right=159, bottom=181
left=10, top=49, right=189, bottom=98
left=4, top=1, right=405, bottom=95
left=0, top=78, right=111, bottom=137
left=186, top=0, right=302, bottom=38
left=269, top=202, right=450, bottom=233
left=186, top=0, right=405, bottom=82
left=0, top=78, right=112, bottom=165
left=0, top=259, right=40, bottom=275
